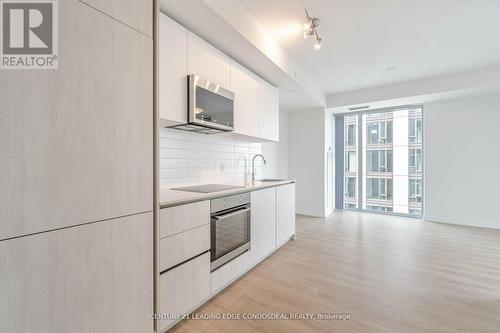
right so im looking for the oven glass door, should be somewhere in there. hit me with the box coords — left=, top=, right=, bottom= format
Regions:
left=211, top=206, right=250, bottom=262
left=195, top=86, right=234, bottom=128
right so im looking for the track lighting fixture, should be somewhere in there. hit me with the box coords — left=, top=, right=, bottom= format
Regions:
left=314, top=38, right=322, bottom=50
left=304, top=9, right=322, bottom=50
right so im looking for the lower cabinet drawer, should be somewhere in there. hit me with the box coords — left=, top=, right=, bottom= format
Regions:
left=159, top=201, right=210, bottom=238
left=159, top=224, right=210, bottom=271
left=159, top=252, right=210, bottom=331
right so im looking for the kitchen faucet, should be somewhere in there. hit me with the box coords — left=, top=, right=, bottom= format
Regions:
left=251, top=154, right=267, bottom=183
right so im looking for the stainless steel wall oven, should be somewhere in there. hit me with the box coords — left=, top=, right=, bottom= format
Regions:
left=210, top=193, right=251, bottom=271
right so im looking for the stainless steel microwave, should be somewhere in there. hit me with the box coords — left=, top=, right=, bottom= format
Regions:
left=185, top=74, right=235, bottom=133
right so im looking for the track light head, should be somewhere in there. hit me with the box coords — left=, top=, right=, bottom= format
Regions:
left=304, top=9, right=322, bottom=50
left=314, top=38, right=322, bottom=50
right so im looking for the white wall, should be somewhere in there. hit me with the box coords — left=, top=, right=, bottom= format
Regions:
left=159, top=110, right=289, bottom=186
left=159, top=128, right=263, bottom=186
left=262, top=109, right=288, bottom=179
left=424, top=93, right=500, bottom=229
left=288, top=108, right=328, bottom=217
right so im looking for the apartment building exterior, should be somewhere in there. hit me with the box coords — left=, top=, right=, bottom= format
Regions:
left=344, top=107, right=423, bottom=216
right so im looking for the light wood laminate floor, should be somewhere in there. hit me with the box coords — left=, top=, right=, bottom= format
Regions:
left=170, top=212, right=500, bottom=333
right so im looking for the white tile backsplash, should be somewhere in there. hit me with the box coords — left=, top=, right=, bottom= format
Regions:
left=159, top=128, right=263, bottom=186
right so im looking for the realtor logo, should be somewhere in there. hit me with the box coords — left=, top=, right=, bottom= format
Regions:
left=1, top=0, right=58, bottom=69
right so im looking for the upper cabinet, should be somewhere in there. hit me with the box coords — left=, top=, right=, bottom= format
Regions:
left=80, top=0, right=153, bottom=37
left=159, top=14, right=188, bottom=126
left=158, top=12, right=279, bottom=142
left=187, top=32, right=231, bottom=89
left=230, top=61, right=279, bottom=141
left=259, top=79, right=280, bottom=142
left=0, top=1, right=153, bottom=240
left=231, top=60, right=260, bottom=138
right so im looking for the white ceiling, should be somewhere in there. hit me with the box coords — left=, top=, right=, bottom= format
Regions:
left=239, top=0, right=500, bottom=95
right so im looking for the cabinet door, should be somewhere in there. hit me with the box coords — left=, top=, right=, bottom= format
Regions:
left=277, top=184, right=296, bottom=246
left=159, top=13, right=188, bottom=126
left=210, top=251, right=251, bottom=295
left=159, top=201, right=209, bottom=238
left=187, top=32, right=230, bottom=89
left=0, top=0, right=152, bottom=240
left=250, top=187, right=276, bottom=264
left=0, top=213, right=153, bottom=333
left=231, top=60, right=260, bottom=138
left=80, top=0, right=152, bottom=37
left=159, top=252, right=210, bottom=331
left=259, top=80, right=280, bottom=142
left=159, top=224, right=210, bottom=271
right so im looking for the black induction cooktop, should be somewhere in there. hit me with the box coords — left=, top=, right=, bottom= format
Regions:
left=171, top=184, right=245, bottom=193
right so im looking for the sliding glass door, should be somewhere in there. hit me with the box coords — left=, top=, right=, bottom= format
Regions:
left=341, top=107, right=423, bottom=217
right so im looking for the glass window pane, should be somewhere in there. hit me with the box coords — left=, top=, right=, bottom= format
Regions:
left=347, top=124, right=356, bottom=146
left=367, top=151, right=378, bottom=172
left=379, top=151, right=386, bottom=171
left=380, top=179, right=386, bottom=196
left=416, top=119, right=422, bottom=143
left=387, top=179, right=393, bottom=200
left=348, top=151, right=357, bottom=172
left=409, top=119, right=416, bottom=139
left=343, top=116, right=359, bottom=209
left=387, top=121, right=393, bottom=143
left=348, top=108, right=422, bottom=216
left=380, top=122, right=386, bottom=138
left=368, top=123, right=377, bottom=144
left=367, top=178, right=379, bottom=199
left=346, top=177, right=356, bottom=198
left=416, top=149, right=422, bottom=171
left=387, top=150, right=393, bottom=172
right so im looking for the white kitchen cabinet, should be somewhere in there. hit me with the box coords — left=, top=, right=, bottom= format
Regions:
left=157, top=19, right=280, bottom=141
left=277, top=183, right=296, bottom=246
left=80, top=0, right=152, bottom=37
left=259, top=79, right=280, bottom=142
left=210, top=251, right=251, bottom=295
left=159, top=252, right=210, bottom=331
left=0, top=213, right=153, bottom=333
left=159, top=224, right=210, bottom=271
left=159, top=201, right=209, bottom=238
left=250, top=187, right=277, bottom=265
left=159, top=13, right=188, bottom=126
left=0, top=0, right=152, bottom=240
left=188, top=32, right=231, bottom=89
left=231, top=60, right=260, bottom=137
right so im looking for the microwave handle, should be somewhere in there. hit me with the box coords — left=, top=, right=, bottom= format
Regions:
left=213, top=207, right=251, bottom=221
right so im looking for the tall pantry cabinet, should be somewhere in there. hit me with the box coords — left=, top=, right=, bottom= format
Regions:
left=0, top=0, right=154, bottom=332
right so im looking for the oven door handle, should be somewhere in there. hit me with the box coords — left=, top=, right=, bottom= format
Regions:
left=213, top=207, right=251, bottom=220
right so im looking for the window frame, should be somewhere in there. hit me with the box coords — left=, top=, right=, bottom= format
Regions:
left=339, top=105, right=424, bottom=218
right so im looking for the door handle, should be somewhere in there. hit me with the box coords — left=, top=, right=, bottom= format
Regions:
left=213, top=207, right=251, bottom=220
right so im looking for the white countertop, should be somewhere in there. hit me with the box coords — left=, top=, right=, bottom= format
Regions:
left=159, top=180, right=295, bottom=208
